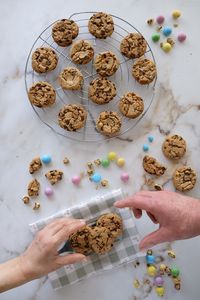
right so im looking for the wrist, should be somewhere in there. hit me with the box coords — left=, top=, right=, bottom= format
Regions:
left=18, top=253, right=37, bottom=282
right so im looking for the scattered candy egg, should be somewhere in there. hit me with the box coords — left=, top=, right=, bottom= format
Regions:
left=120, top=172, right=130, bottom=183
left=152, top=32, right=160, bottom=42
left=163, top=26, right=172, bottom=36
left=108, top=151, right=117, bottom=161
left=172, top=10, right=181, bottom=19
left=148, top=135, right=154, bottom=143
left=147, top=265, right=157, bottom=277
left=154, top=276, right=164, bottom=286
left=177, top=33, right=187, bottom=42
left=171, top=267, right=180, bottom=277
left=155, top=286, right=165, bottom=297
left=146, top=254, right=155, bottom=264
left=41, top=154, right=51, bottom=164
left=101, top=158, right=110, bottom=168
left=117, top=157, right=125, bottom=167
left=143, top=144, right=149, bottom=152
left=44, top=187, right=54, bottom=197
left=156, top=15, right=165, bottom=24
left=91, top=173, right=102, bottom=183
left=162, top=42, right=172, bottom=52
left=72, top=175, right=81, bottom=185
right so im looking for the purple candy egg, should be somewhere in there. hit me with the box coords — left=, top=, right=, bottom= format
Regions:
left=45, top=187, right=54, bottom=197
left=178, top=33, right=187, bottom=42
left=156, top=15, right=165, bottom=24
left=154, top=276, right=164, bottom=286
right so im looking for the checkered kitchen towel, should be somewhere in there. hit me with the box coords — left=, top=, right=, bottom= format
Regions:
left=29, top=189, right=140, bottom=289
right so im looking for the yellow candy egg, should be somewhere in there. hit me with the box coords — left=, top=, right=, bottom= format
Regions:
left=155, top=286, right=165, bottom=297
left=162, top=42, right=172, bottom=53
left=108, top=151, right=117, bottom=161
left=172, top=10, right=181, bottom=19
left=117, top=157, right=125, bottom=167
left=147, top=265, right=157, bottom=277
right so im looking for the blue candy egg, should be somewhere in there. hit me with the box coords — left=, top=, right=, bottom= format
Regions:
left=41, top=154, right=52, bottom=164
left=143, top=144, right=149, bottom=152
left=148, top=135, right=154, bottom=143
left=146, top=254, right=156, bottom=264
left=91, top=173, right=102, bottom=183
left=163, top=27, right=172, bottom=37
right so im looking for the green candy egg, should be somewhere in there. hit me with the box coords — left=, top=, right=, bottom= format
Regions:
left=152, top=33, right=160, bottom=42
left=171, top=267, right=180, bottom=277
left=101, top=159, right=110, bottom=168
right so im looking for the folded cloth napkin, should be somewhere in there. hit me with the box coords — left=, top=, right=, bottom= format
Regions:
left=29, top=189, right=140, bottom=289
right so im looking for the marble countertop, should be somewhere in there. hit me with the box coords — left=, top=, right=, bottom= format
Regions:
left=1, top=0, right=200, bottom=299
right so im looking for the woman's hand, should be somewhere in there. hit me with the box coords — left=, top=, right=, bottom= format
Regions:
left=20, top=218, right=86, bottom=280
left=115, top=190, right=200, bottom=250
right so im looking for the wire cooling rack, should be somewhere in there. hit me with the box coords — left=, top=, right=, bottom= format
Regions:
left=25, top=12, right=157, bottom=142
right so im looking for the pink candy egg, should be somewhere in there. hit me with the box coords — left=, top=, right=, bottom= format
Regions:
left=156, top=15, right=165, bottom=24
left=120, top=172, right=130, bottom=183
left=178, top=33, right=187, bottom=42
left=72, top=175, right=81, bottom=185
left=45, top=187, right=54, bottom=197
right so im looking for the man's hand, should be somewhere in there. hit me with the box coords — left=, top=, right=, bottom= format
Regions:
left=115, top=190, right=200, bottom=250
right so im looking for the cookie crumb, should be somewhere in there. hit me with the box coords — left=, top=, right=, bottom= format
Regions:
left=45, top=170, right=63, bottom=185
left=147, top=18, right=154, bottom=25
left=63, top=157, right=70, bottom=164
left=94, top=159, right=101, bottom=166
left=29, top=157, right=42, bottom=174
left=101, top=179, right=109, bottom=187
left=22, top=196, right=30, bottom=204
left=33, top=202, right=40, bottom=210
left=28, top=179, right=40, bottom=197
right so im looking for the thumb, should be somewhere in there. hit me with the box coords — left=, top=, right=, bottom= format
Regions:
left=139, top=228, right=168, bottom=251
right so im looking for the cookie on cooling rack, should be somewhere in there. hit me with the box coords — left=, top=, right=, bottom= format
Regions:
left=132, top=58, right=157, bottom=85
left=94, top=51, right=120, bottom=77
left=119, top=92, right=144, bottom=119
left=28, top=81, right=56, bottom=108
left=70, top=40, right=94, bottom=64
left=58, top=67, right=84, bottom=90
left=31, top=47, right=58, bottom=74
left=58, top=104, right=87, bottom=131
left=88, top=12, right=114, bottom=39
left=120, top=33, right=147, bottom=59
left=88, top=77, right=116, bottom=104
left=52, top=19, right=79, bottom=47
left=96, top=111, right=122, bottom=137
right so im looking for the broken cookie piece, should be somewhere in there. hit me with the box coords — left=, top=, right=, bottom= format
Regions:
left=28, top=179, right=40, bottom=197
left=143, top=155, right=166, bottom=176
left=29, top=157, right=42, bottom=174
left=45, top=170, right=63, bottom=185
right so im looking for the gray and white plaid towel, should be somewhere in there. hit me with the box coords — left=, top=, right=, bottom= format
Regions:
left=29, top=189, right=140, bottom=289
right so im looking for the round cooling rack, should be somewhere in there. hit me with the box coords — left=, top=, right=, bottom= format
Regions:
left=25, top=12, right=157, bottom=142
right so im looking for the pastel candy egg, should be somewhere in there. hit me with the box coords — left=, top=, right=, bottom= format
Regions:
left=154, top=276, right=164, bottom=286
left=152, top=33, right=160, bottom=42
left=146, top=254, right=155, bottom=264
left=172, top=10, right=181, bottom=19
left=101, top=159, right=110, bottom=168
left=91, top=173, right=102, bottom=183
left=156, top=15, right=165, bottom=24
left=147, top=265, right=157, bottom=277
left=148, top=135, right=154, bottom=143
left=117, top=157, right=125, bottom=167
left=178, top=33, right=186, bottom=42
left=72, top=175, right=81, bottom=185
left=155, top=286, right=165, bottom=297
left=163, top=27, right=172, bottom=36
left=41, top=154, right=51, bottom=164
left=171, top=267, right=180, bottom=277
left=143, top=144, right=149, bottom=152
left=162, top=42, right=172, bottom=52
left=120, top=172, right=129, bottom=183
left=44, top=187, right=54, bottom=197
left=108, top=151, right=117, bottom=161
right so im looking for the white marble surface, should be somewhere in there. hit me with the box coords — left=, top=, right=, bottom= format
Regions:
left=1, top=0, right=200, bottom=299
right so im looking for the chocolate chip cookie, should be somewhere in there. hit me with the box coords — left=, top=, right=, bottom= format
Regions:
left=132, top=58, right=157, bottom=85
left=58, top=67, right=84, bottom=90
left=94, top=51, right=119, bottom=77
left=28, top=179, right=40, bottom=197
left=96, top=111, right=122, bottom=136
left=31, top=47, right=58, bottom=73
left=88, top=12, right=114, bottom=39
left=119, top=92, right=144, bottom=118
left=70, top=40, right=94, bottom=64
left=143, top=155, right=166, bottom=176
left=58, top=104, right=87, bottom=131
left=52, top=19, right=79, bottom=46
left=97, top=213, right=123, bottom=238
left=45, top=170, right=63, bottom=185
left=162, top=135, right=186, bottom=160
left=88, top=77, right=116, bottom=104
left=173, top=166, right=197, bottom=192
left=28, top=82, right=56, bottom=108
left=120, top=33, right=147, bottom=58
left=89, top=226, right=114, bottom=254
left=70, top=226, right=93, bottom=255
left=29, top=157, right=42, bottom=174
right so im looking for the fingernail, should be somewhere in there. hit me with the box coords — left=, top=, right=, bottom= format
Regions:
left=114, top=201, right=120, bottom=206
left=82, top=257, right=88, bottom=262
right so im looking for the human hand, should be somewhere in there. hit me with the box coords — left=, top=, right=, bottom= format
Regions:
left=20, top=218, right=86, bottom=280
left=115, top=190, right=200, bottom=251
